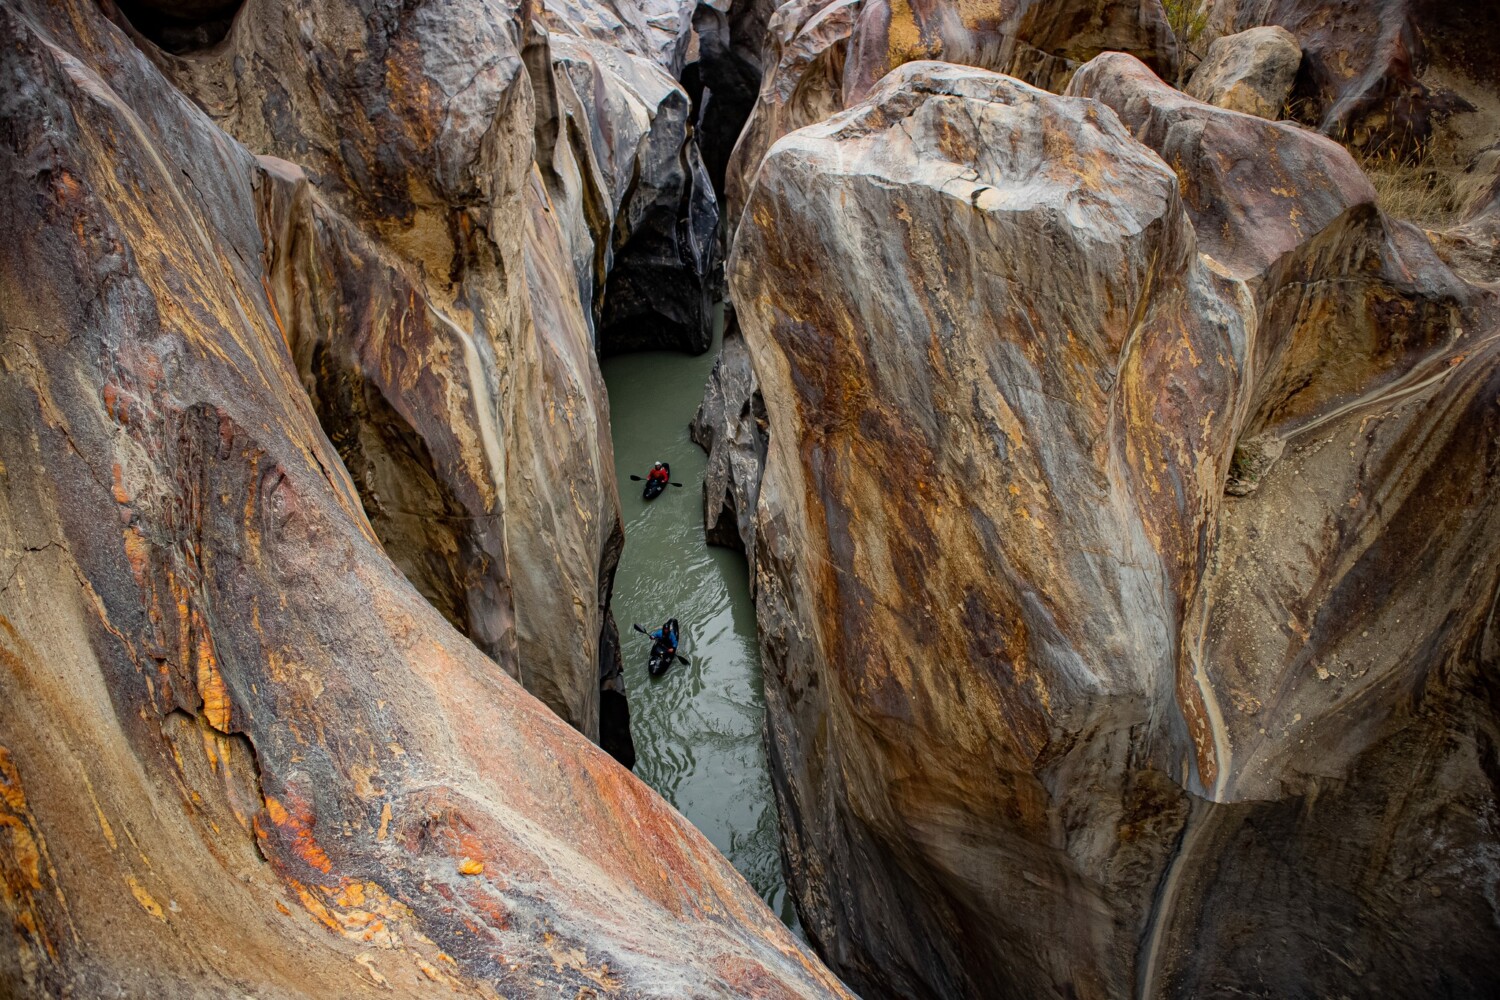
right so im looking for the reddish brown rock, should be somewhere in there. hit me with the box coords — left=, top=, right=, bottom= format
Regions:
left=114, top=0, right=721, bottom=743
left=728, top=56, right=1500, bottom=999
left=0, top=0, right=851, bottom=995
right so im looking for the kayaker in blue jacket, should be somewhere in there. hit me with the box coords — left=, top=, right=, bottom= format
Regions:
left=650, top=619, right=679, bottom=657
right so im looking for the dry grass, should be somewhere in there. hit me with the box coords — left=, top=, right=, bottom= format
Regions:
left=1358, top=144, right=1465, bottom=229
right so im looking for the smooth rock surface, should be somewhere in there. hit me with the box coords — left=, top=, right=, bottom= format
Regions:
left=722, top=0, right=1176, bottom=228
left=130, top=0, right=619, bottom=737
left=729, top=57, right=1500, bottom=999
left=1187, top=25, right=1301, bottom=119
left=125, top=0, right=720, bottom=736
left=0, top=0, right=851, bottom=996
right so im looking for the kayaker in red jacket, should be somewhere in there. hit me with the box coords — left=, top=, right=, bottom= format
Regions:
left=647, top=461, right=669, bottom=486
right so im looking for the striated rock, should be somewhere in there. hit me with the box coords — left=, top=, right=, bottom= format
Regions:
left=121, top=0, right=719, bottom=739
left=1069, top=53, right=1480, bottom=451
left=1186, top=25, right=1301, bottom=119
left=541, top=0, right=697, bottom=73
left=1068, top=51, right=1374, bottom=280
left=127, top=0, right=615, bottom=738
left=722, top=0, right=863, bottom=228
left=540, top=4, right=721, bottom=353
left=690, top=309, right=767, bottom=562
left=729, top=56, right=1500, bottom=999
left=722, top=0, right=1176, bottom=228
left=0, top=0, right=850, bottom=996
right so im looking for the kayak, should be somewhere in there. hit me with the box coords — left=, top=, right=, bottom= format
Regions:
left=632, top=620, right=684, bottom=677
left=643, top=461, right=670, bottom=501
left=648, top=641, right=675, bottom=677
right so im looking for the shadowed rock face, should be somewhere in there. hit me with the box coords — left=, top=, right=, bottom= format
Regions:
left=729, top=57, right=1500, bottom=999
left=1219, top=0, right=1491, bottom=152
left=538, top=0, right=721, bottom=354
left=0, top=0, right=854, bottom=996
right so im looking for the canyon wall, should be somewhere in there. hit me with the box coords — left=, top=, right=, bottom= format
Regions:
left=722, top=36, right=1500, bottom=1000
left=0, top=0, right=851, bottom=995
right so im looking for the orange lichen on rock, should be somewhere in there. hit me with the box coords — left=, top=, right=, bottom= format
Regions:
left=258, top=795, right=333, bottom=874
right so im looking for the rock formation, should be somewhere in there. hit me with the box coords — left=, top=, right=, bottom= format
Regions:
left=120, top=0, right=727, bottom=742
left=725, top=53, right=1500, bottom=1000
left=700, top=0, right=1186, bottom=564
left=721, top=0, right=1177, bottom=228
left=1186, top=25, right=1301, bottom=119
left=0, top=0, right=852, bottom=995
left=1212, top=0, right=1493, bottom=152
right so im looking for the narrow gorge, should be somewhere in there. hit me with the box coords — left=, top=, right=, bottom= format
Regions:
left=2, top=1, right=1498, bottom=998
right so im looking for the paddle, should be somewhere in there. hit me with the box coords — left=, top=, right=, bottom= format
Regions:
left=631, top=623, right=691, bottom=666
left=628, top=475, right=685, bottom=487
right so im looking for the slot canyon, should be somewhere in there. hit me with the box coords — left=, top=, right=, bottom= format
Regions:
left=2, top=0, right=1498, bottom=997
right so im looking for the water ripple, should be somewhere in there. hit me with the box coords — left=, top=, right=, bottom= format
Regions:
left=602, top=340, right=798, bottom=931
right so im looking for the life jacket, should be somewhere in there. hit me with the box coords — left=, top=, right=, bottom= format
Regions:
left=648, top=466, right=668, bottom=483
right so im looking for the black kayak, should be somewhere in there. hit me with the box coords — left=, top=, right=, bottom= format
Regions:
left=635, top=618, right=681, bottom=677
left=642, top=462, right=670, bottom=500
left=648, top=641, right=674, bottom=677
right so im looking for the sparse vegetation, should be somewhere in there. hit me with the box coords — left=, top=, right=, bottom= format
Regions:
left=1358, top=141, right=1464, bottom=229
left=1163, top=0, right=1210, bottom=88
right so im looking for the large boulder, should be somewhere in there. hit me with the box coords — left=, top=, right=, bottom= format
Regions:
left=722, top=0, right=1176, bottom=229
left=1186, top=24, right=1301, bottom=119
left=0, top=0, right=854, bottom=996
left=729, top=56, right=1500, bottom=999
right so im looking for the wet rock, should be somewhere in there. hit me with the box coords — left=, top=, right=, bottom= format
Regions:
left=1186, top=25, right=1301, bottom=119
left=730, top=56, right=1500, bottom=999
left=0, top=0, right=849, bottom=996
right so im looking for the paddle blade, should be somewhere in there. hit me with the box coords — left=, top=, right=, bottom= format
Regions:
left=631, top=623, right=649, bottom=635
left=629, top=475, right=644, bottom=481
left=676, top=654, right=691, bottom=666
left=670, top=481, right=684, bottom=487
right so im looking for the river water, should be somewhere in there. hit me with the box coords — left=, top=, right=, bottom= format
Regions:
left=601, top=320, right=798, bottom=930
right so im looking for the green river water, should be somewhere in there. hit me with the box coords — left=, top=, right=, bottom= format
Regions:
left=600, top=321, right=798, bottom=931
